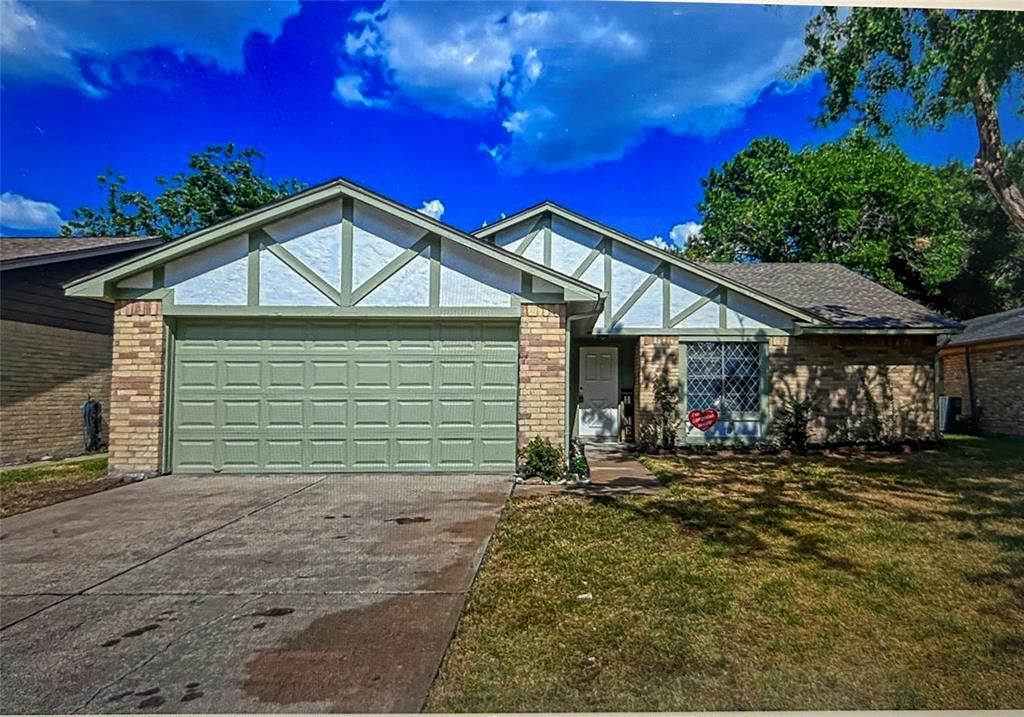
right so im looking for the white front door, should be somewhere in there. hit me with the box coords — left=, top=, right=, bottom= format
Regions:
left=578, top=346, right=619, bottom=438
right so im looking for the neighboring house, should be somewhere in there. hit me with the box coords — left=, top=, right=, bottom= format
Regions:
left=1, top=236, right=163, bottom=463
left=64, top=180, right=961, bottom=479
left=938, top=307, right=1023, bottom=437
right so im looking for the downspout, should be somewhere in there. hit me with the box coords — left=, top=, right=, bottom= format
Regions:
left=964, top=344, right=977, bottom=431
left=564, top=298, right=606, bottom=458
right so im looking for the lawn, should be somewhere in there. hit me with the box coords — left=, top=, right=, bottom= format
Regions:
left=427, top=436, right=1024, bottom=711
left=0, top=457, right=111, bottom=518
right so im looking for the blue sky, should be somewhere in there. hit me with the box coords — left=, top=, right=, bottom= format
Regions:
left=1, top=1, right=1021, bottom=246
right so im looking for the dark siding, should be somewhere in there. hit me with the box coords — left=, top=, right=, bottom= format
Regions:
left=1, top=253, right=147, bottom=334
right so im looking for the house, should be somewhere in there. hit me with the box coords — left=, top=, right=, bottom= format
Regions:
left=1, top=236, right=164, bottom=464
left=64, top=180, right=961, bottom=479
left=938, top=307, right=1023, bottom=437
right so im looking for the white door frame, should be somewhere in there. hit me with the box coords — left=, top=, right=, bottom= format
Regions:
left=577, top=346, right=620, bottom=439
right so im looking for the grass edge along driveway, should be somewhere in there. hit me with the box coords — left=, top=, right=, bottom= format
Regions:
left=427, top=436, right=1024, bottom=712
left=0, top=457, right=110, bottom=518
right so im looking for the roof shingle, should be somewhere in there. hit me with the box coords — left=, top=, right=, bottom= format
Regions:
left=945, top=307, right=1024, bottom=346
left=0, top=236, right=158, bottom=263
left=699, top=262, right=961, bottom=330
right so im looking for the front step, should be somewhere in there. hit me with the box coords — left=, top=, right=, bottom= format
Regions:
left=578, top=441, right=634, bottom=460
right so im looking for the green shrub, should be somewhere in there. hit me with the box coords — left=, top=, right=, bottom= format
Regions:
left=518, top=436, right=565, bottom=482
left=773, top=397, right=814, bottom=453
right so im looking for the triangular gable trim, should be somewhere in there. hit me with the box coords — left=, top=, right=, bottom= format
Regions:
left=66, top=180, right=603, bottom=303
left=474, top=201, right=825, bottom=325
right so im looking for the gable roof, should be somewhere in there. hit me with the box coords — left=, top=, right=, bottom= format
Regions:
left=944, top=306, right=1024, bottom=346
left=475, top=201, right=960, bottom=332
left=0, top=236, right=162, bottom=271
left=65, top=179, right=602, bottom=302
left=702, top=263, right=961, bottom=331
left=474, top=200, right=823, bottom=325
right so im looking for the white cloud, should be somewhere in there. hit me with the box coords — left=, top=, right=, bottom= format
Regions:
left=647, top=235, right=673, bottom=251
left=417, top=199, right=445, bottom=220
left=0, top=0, right=299, bottom=93
left=647, top=222, right=701, bottom=252
left=333, top=74, right=387, bottom=108
left=669, top=222, right=702, bottom=248
left=339, top=2, right=812, bottom=172
left=0, top=192, right=63, bottom=232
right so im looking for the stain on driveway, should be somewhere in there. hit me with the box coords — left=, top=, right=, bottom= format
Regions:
left=0, top=473, right=511, bottom=713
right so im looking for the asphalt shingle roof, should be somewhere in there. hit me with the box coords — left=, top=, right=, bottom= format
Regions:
left=0, top=236, right=157, bottom=263
left=699, top=262, right=961, bottom=330
left=945, top=306, right=1024, bottom=346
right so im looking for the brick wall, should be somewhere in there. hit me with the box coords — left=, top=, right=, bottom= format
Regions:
left=768, top=335, right=937, bottom=443
left=940, top=341, right=1024, bottom=437
left=0, top=319, right=112, bottom=463
left=108, top=300, right=165, bottom=479
left=940, top=349, right=968, bottom=401
left=518, top=303, right=566, bottom=449
left=635, top=336, right=679, bottom=445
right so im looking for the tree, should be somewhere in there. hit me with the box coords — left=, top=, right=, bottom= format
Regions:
left=62, top=144, right=305, bottom=239
left=793, top=8, right=1024, bottom=232
left=686, top=133, right=969, bottom=307
left=935, top=141, right=1024, bottom=317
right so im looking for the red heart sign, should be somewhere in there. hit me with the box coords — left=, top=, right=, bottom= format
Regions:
left=688, top=409, right=719, bottom=432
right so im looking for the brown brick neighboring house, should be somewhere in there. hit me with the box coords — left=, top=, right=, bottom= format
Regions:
left=938, top=307, right=1024, bottom=437
left=0, top=236, right=162, bottom=464
left=64, top=184, right=964, bottom=479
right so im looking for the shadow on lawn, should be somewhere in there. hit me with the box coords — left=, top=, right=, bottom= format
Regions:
left=590, top=437, right=1023, bottom=583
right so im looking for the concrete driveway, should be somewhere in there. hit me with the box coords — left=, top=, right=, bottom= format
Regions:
left=0, top=473, right=511, bottom=713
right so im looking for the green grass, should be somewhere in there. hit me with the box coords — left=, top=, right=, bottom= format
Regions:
left=0, top=457, right=111, bottom=517
left=427, top=436, right=1024, bottom=711
left=0, top=457, right=109, bottom=487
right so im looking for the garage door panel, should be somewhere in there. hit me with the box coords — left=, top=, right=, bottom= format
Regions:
left=177, top=361, right=217, bottom=389
left=177, top=400, right=216, bottom=428
left=222, top=400, right=259, bottom=428
left=310, top=399, right=346, bottom=428
left=222, top=439, right=260, bottom=470
left=309, top=439, right=346, bottom=470
left=311, top=361, right=347, bottom=388
left=268, top=361, right=304, bottom=388
left=170, top=319, right=518, bottom=473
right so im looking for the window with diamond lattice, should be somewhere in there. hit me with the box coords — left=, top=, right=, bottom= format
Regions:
left=685, top=342, right=761, bottom=414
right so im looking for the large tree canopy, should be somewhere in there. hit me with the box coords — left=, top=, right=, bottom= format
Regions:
left=686, top=134, right=969, bottom=308
left=793, top=8, right=1024, bottom=231
left=62, top=144, right=305, bottom=240
left=936, top=141, right=1024, bottom=318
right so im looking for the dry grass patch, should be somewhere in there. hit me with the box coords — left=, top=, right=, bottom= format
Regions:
left=0, top=458, right=111, bottom=517
left=427, top=436, right=1024, bottom=711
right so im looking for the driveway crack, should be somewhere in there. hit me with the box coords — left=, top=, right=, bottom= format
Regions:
left=1, top=476, right=328, bottom=632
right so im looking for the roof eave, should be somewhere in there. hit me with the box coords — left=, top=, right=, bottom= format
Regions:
left=1, top=238, right=164, bottom=272
left=65, top=181, right=602, bottom=302
left=474, top=201, right=826, bottom=326
left=798, top=325, right=963, bottom=336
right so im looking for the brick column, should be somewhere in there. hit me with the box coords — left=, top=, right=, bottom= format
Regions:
left=109, top=300, right=165, bottom=480
left=635, top=336, right=680, bottom=444
left=518, top=303, right=566, bottom=449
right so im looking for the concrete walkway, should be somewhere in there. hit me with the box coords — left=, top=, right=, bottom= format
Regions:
left=516, top=443, right=666, bottom=496
left=0, top=473, right=511, bottom=713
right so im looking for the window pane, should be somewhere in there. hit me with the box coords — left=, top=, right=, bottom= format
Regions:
left=686, top=342, right=761, bottom=414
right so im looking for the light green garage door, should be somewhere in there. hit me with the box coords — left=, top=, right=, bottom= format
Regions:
left=169, top=319, right=518, bottom=473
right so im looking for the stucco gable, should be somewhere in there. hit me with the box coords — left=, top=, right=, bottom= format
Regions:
left=67, top=180, right=602, bottom=311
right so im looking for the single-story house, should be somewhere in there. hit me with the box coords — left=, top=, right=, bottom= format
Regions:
left=64, top=179, right=961, bottom=479
left=1, top=236, right=163, bottom=464
left=938, top=307, right=1023, bottom=437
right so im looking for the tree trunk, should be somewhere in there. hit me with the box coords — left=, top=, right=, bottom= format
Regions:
left=972, top=75, right=1024, bottom=232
